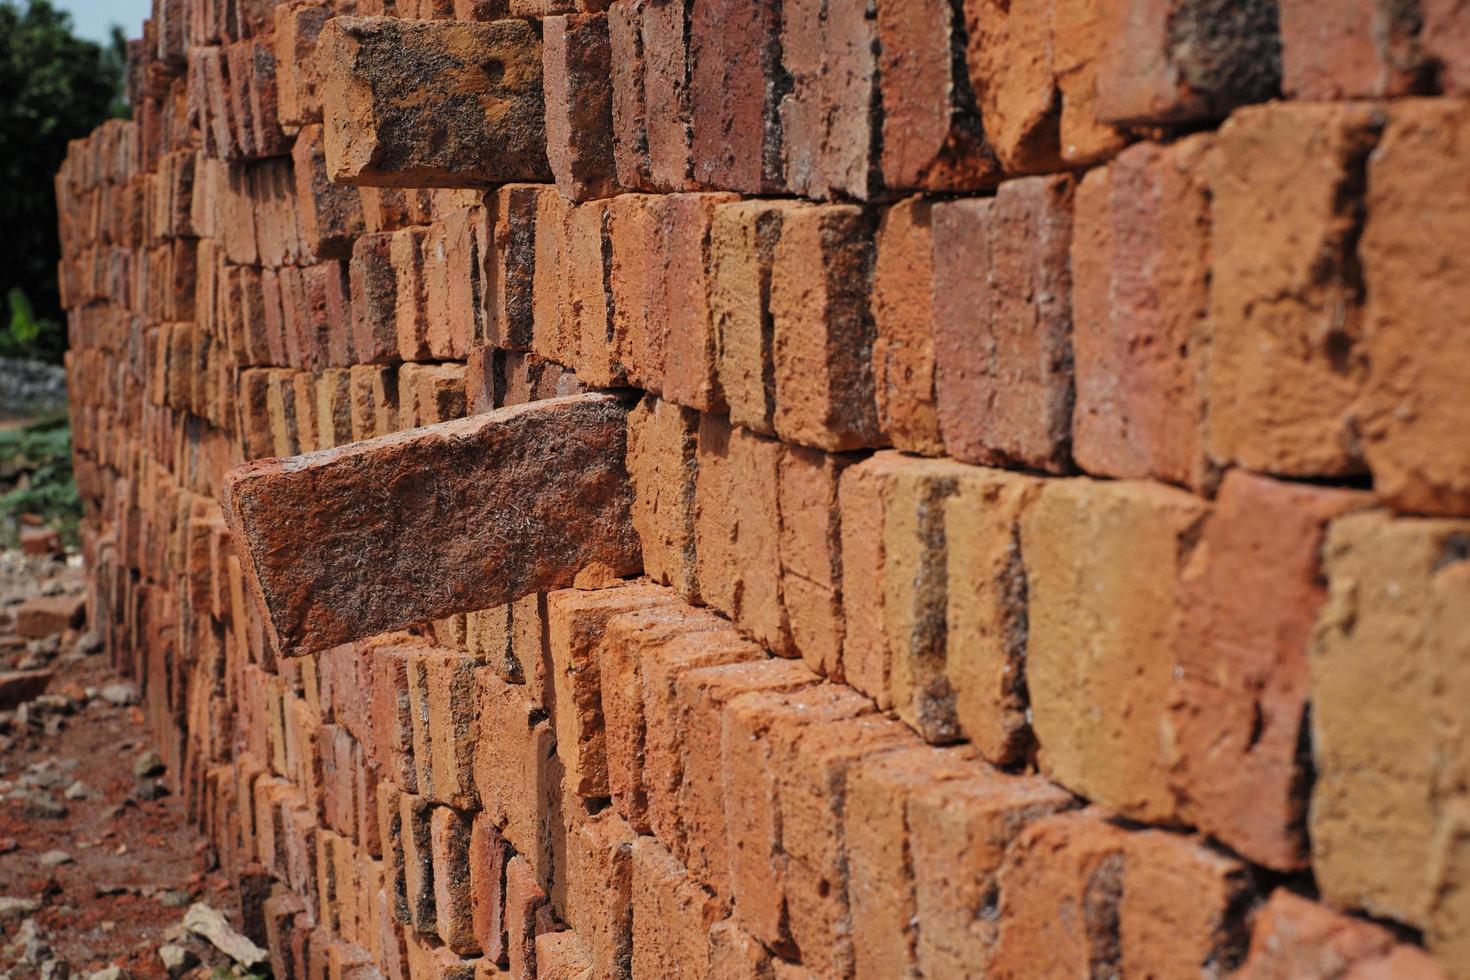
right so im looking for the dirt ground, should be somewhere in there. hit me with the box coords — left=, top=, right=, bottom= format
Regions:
left=0, top=548, right=254, bottom=979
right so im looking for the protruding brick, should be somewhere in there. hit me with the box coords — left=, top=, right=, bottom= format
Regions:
left=319, top=16, right=551, bottom=187
left=1022, top=478, right=1208, bottom=822
left=1238, top=890, right=1447, bottom=980
left=222, top=394, right=642, bottom=655
left=1206, top=102, right=1381, bottom=478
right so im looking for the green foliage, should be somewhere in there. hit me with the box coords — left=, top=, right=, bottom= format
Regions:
left=3, top=287, right=65, bottom=361
left=0, top=414, right=80, bottom=546
left=0, top=0, right=129, bottom=355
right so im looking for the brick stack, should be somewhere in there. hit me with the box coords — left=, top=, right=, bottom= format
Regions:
left=56, top=0, right=1470, bottom=977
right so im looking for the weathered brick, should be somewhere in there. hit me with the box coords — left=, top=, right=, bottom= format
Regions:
left=1022, top=477, right=1208, bottom=822
left=931, top=177, right=1074, bottom=472
left=546, top=582, right=670, bottom=798
left=294, top=124, right=365, bottom=262
left=625, top=396, right=700, bottom=601
left=710, top=200, right=809, bottom=437
left=469, top=812, right=508, bottom=963
left=641, top=0, right=693, bottom=190
left=689, top=0, right=782, bottom=193
left=1311, top=511, right=1470, bottom=945
left=1237, top=889, right=1446, bottom=980
left=961, top=0, right=1062, bottom=173
left=1358, top=98, right=1470, bottom=516
left=1206, top=102, right=1381, bottom=478
left=564, top=810, right=635, bottom=979
left=770, top=204, right=881, bottom=452
left=1171, top=471, right=1370, bottom=871
left=487, top=184, right=540, bottom=352
left=543, top=14, right=618, bottom=202
left=1071, top=137, right=1213, bottom=489
left=909, top=767, right=1075, bottom=977
left=659, top=193, right=737, bottom=413
left=608, top=0, right=651, bottom=190
left=631, top=837, right=722, bottom=980
left=871, top=197, right=943, bottom=455
left=776, top=445, right=853, bottom=679
left=430, top=807, right=476, bottom=954
left=222, top=394, right=641, bottom=655
left=319, top=17, right=551, bottom=187
left=1096, top=0, right=1282, bottom=125
left=1280, top=0, right=1428, bottom=99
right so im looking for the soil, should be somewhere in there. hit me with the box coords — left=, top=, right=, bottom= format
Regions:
left=0, top=548, right=248, bottom=979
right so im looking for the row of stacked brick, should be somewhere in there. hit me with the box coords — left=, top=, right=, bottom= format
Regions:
left=58, top=0, right=1470, bottom=977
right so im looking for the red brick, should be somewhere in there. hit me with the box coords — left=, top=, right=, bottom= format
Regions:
left=960, top=0, right=1061, bottom=173
left=346, top=232, right=397, bottom=366
left=487, top=184, right=540, bottom=352
left=641, top=0, right=693, bottom=190
left=221, top=394, right=641, bottom=655
left=599, top=604, right=727, bottom=833
left=546, top=583, right=670, bottom=798
left=721, top=684, right=875, bottom=956
left=631, top=837, right=722, bottom=980
left=641, top=626, right=765, bottom=863
left=1426, top=0, right=1470, bottom=94
left=871, top=197, right=942, bottom=455
left=1206, top=102, right=1381, bottom=478
left=1359, top=98, right=1470, bottom=516
left=837, top=452, right=911, bottom=708
left=408, top=649, right=479, bottom=809
left=710, top=200, right=809, bottom=437
left=608, top=1, right=651, bottom=190
left=430, top=806, right=477, bottom=954
left=1051, top=0, right=1132, bottom=167
left=566, top=199, right=624, bottom=387
left=908, top=767, right=1075, bottom=977
left=1071, top=137, right=1212, bottom=489
left=563, top=810, right=635, bottom=978
left=274, top=1, right=333, bottom=129
left=1237, top=890, right=1439, bottom=980
left=778, top=0, right=825, bottom=198
left=294, top=124, right=365, bottom=261
left=318, top=17, right=551, bottom=188
left=474, top=673, right=562, bottom=894
left=846, top=744, right=979, bottom=979
left=1171, top=471, right=1370, bottom=871
left=1095, top=0, right=1281, bottom=125
left=931, top=176, right=1074, bottom=473
left=776, top=446, right=852, bottom=679
left=606, top=193, right=662, bottom=392
left=469, top=812, right=508, bottom=963
left=1280, top=0, right=1427, bottom=99
left=505, top=855, right=555, bottom=980
left=1021, top=477, right=1208, bottom=822
left=543, top=14, right=618, bottom=202
left=989, top=810, right=1128, bottom=977
left=625, top=396, right=700, bottom=601
left=658, top=193, right=737, bottom=413
left=1119, top=830, right=1252, bottom=979
left=534, top=931, right=593, bottom=980
left=688, top=0, right=782, bottom=193
left=399, top=792, right=437, bottom=935
left=769, top=204, right=881, bottom=452
left=877, top=0, right=999, bottom=191
left=531, top=186, right=573, bottom=367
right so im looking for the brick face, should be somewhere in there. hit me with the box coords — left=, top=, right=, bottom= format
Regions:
left=58, top=7, right=1470, bottom=979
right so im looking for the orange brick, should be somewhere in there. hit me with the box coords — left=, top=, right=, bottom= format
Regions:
left=871, top=197, right=942, bottom=454
left=632, top=837, right=722, bottom=980
left=430, top=806, right=476, bottom=955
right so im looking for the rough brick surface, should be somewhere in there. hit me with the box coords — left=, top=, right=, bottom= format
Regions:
left=57, top=7, right=1470, bottom=980
left=222, top=394, right=641, bottom=653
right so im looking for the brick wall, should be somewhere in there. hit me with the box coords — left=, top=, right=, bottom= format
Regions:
left=55, top=0, right=1470, bottom=977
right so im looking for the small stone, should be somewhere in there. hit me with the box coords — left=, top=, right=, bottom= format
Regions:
left=19, top=791, right=67, bottom=820
left=84, top=967, right=127, bottom=980
left=182, top=903, right=268, bottom=967
left=0, top=896, right=42, bottom=918
left=38, top=851, right=72, bottom=868
left=99, top=684, right=136, bottom=707
left=132, top=750, right=165, bottom=779
left=158, top=945, right=197, bottom=978
left=132, top=780, right=168, bottom=802
left=157, top=890, right=190, bottom=909
left=62, top=781, right=88, bottom=801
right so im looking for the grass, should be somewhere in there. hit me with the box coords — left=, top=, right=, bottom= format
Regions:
left=0, top=412, right=80, bottom=547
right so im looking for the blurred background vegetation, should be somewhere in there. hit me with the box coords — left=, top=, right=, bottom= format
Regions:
left=1, top=0, right=128, bottom=363
left=0, top=0, right=123, bottom=542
